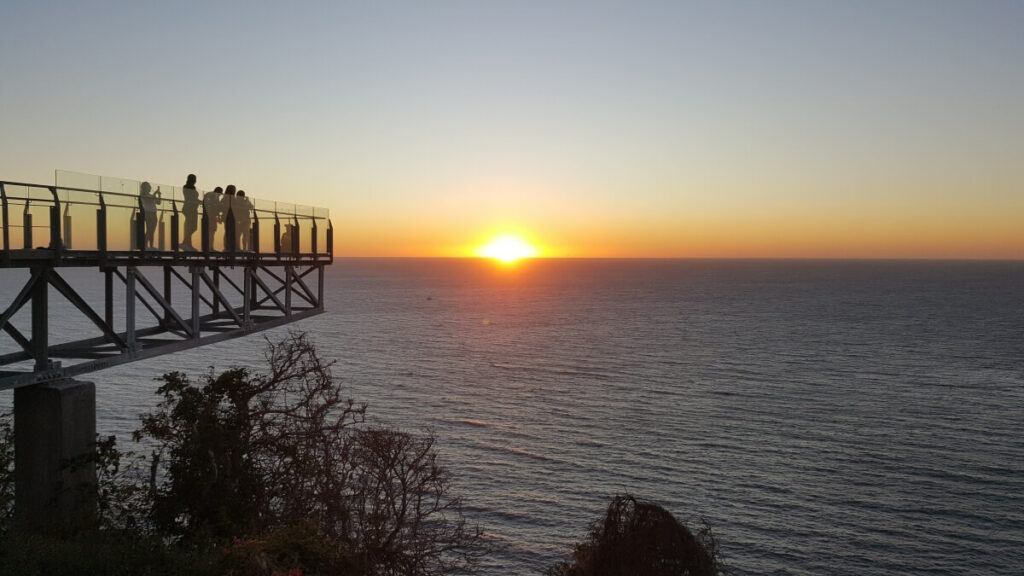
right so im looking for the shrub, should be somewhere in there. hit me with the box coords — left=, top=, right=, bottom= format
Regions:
left=134, top=331, right=484, bottom=575
left=548, top=494, right=723, bottom=576
left=0, top=530, right=218, bottom=576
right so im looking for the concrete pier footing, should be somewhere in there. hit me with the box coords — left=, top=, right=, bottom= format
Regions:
left=14, top=379, right=97, bottom=532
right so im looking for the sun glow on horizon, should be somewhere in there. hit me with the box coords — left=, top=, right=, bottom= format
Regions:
left=476, top=234, right=539, bottom=263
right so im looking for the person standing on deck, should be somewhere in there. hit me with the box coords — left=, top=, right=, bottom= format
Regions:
left=139, top=181, right=162, bottom=250
left=202, top=186, right=223, bottom=251
left=237, top=190, right=253, bottom=251
left=221, top=185, right=237, bottom=251
left=181, top=174, right=200, bottom=251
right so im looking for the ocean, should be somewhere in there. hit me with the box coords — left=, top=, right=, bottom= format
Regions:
left=2, top=258, right=1023, bottom=574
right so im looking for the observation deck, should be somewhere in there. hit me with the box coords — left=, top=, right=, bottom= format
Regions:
left=0, top=171, right=333, bottom=390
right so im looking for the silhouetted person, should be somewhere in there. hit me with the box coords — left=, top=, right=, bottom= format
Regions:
left=139, top=181, right=162, bottom=250
left=221, top=185, right=237, bottom=251
left=237, top=190, right=253, bottom=251
left=203, top=186, right=223, bottom=251
left=181, top=174, right=199, bottom=251
left=280, top=225, right=293, bottom=254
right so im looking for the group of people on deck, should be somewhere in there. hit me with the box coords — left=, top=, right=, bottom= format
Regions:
left=139, top=174, right=254, bottom=251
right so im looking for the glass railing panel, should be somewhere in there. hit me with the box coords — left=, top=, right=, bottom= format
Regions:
left=60, top=188, right=101, bottom=251
left=55, top=170, right=101, bottom=192
left=106, top=205, right=137, bottom=251
left=295, top=216, right=312, bottom=255
left=2, top=184, right=32, bottom=250
left=313, top=216, right=330, bottom=254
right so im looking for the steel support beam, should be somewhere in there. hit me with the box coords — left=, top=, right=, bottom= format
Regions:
left=31, top=267, right=48, bottom=370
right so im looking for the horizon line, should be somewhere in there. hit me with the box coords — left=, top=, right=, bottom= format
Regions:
left=332, top=255, right=1024, bottom=263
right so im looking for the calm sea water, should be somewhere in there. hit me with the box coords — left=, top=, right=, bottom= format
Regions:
left=2, top=259, right=1023, bottom=574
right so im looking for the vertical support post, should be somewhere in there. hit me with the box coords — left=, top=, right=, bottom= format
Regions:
left=249, top=267, right=259, bottom=310
left=31, top=267, right=48, bottom=370
left=284, top=265, right=293, bottom=317
left=212, top=268, right=221, bottom=315
left=1, top=183, right=9, bottom=263
left=225, top=207, right=236, bottom=255
left=170, top=200, right=179, bottom=252
left=243, top=266, right=252, bottom=329
left=63, top=204, right=73, bottom=250
left=291, top=217, right=300, bottom=255
left=104, top=268, right=114, bottom=329
left=96, top=193, right=107, bottom=254
left=135, top=197, right=145, bottom=252
left=317, top=264, right=325, bottom=312
left=125, top=266, right=136, bottom=351
left=163, top=266, right=172, bottom=326
left=201, top=206, right=210, bottom=253
left=311, top=219, right=318, bottom=255
left=191, top=265, right=200, bottom=340
left=14, top=379, right=97, bottom=532
left=327, top=219, right=334, bottom=258
left=251, top=214, right=260, bottom=254
left=49, top=187, right=62, bottom=253
left=130, top=213, right=138, bottom=251
left=23, top=207, right=33, bottom=250
left=273, top=215, right=281, bottom=256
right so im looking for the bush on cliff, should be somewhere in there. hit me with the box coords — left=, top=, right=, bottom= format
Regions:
left=547, top=494, right=723, bottom=576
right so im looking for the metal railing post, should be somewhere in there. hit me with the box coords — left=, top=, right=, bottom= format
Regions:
left=291, top=216, right=300, bottom=255
left=23, top=202, right=32, bottom=250
left=225, top=207, right=236, bottom=255
left=48, top=187, right=62, bottom=255
left=273, top=213, right=281, bottom=255
left=201, top=205, right=210, bottom=253
left=63, top=203, right=72, bottom=250
left=311, top=219, right=318, bottom=255
left=135, top=196, right=145, bottom=251
left=1, top=183, right=9, bottom=263
left=171, top=200, right=179, bottom=252
left=252, top=211, right=260, bottom=254
left=327, top=219, right=334, bottom=258
left=96, top=193, right=107, bottom=253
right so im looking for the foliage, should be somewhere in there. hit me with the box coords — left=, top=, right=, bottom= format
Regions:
left=133, top=331, right=484, bottom=575
left=0, top=530, right=218, bottom=576
left=0, top=413, right=12, bottom=532
left=547, top=494, right=724, bottom=576
left=345, top=427, right=485, bottom=574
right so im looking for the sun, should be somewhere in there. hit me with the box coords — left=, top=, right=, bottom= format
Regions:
left=476, top=234, right=538, bottom=263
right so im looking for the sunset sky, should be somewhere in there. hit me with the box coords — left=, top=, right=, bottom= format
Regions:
left=1, top=1, right=1021, bottom=259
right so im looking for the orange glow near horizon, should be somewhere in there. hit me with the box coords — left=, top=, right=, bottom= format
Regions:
left=329, top=185, right=1023, bottom=260
left=476, top=234, right=539, bottom=263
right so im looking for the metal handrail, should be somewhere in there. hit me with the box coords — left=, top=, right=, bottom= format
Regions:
left=1, top=178, right=333, bottom=258
left=0, top=180, right=327, bottom=220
